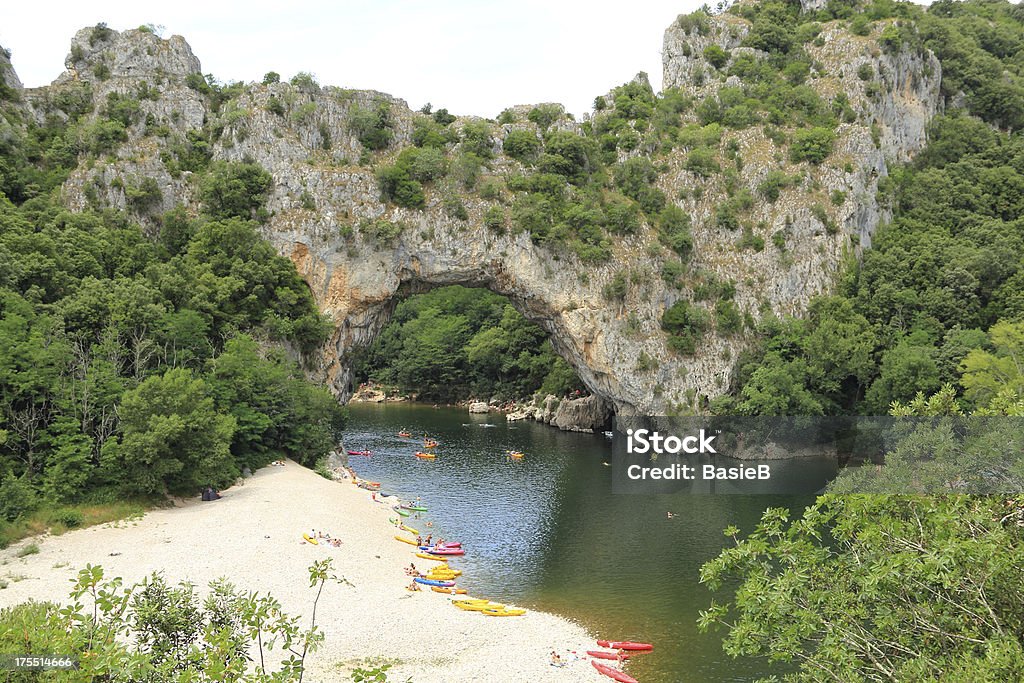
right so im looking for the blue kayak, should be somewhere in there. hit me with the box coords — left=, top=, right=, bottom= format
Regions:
left=414, top=577, right=455, bottom=588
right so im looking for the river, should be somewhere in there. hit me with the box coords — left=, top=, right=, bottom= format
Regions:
left=344, top=402, right=815, bottom=682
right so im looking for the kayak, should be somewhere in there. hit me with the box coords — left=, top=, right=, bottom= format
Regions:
left=400, top=524, right=419, bottom=534
left=423, top=441, right=438, bottom=448
left=426, top=547, right=465, bottom=556
left=591, top=661, right=638, bottom=683
left=393, top=507, right=411, bottom=518
left=596, top=641, right=653, bottom=652
left=347, top=450, right=372, bottom=456
left=394, top=535, right=418, bottom=545
left=401, top=505, right=429, bottom=512
left=413, top=577, right=455, bottom=588
left=418, top=542, right=460, bottom=550
left=587, top=651, right=630, bottom=661
left=415, top=553, right=449, bottom=562
left=398, top=431, right=411, bottom=437
left=482, top=608, right=526, bottom=617
left=452, top=598, right=490, bottom=605
left=455, top=602, right=504, bottom=612
left=414, top=452, right=435, bottom=460
left=431, top=586, right=468, bottom=594
left=302, top=533, right=318, bottom=545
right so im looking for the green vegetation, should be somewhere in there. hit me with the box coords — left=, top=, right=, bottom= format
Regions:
left=0, top=560, right=341, bottom=681
left=353, top=285, right=583, bottom=402
left=0, top=83, right=345, bottom=542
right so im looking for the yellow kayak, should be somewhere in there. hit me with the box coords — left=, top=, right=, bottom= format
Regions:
left=416, top=553, right=448, bottom=561
left=455, top=602, right=505, bottom=612
left=394, top=535, right=418, bottom=545
left=483, top=608, right=526, bottom=616
left=400, top=524, right=419, bottom=534
left=452, top=598, right=490, bottom=606
left=431, top=586, right=468, bottom=594
left=302, top=533, right=319, bottom=545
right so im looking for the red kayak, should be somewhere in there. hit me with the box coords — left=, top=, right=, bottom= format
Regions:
left=588, top=650, right=630, bottom=661
left=347, top=450, right=372, bottom=456
left=597, top=640, right=653, bottom=652
left=591, top=660, right=638, bottom=683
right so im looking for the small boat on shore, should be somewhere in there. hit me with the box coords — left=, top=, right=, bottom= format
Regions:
left=425, top=546, right=465, bottom=556
left=588, top=650, right=630, bottom=661
left=482, top=608, right=526, bottom=617
left=393, top=506, right=412, bottom=517
left=596, top=640, right=653, bottom=652
left=414, top=577, right=455, bottom=588
left=591, top=661, right=638, bottom=683
left=394, top=535, right=418, bottom=545
left=431, top=586, right=468, bottom=594
left=415, top=552, right=449, bottom=561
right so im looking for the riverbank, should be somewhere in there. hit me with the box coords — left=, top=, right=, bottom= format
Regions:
left=0, top=460, right=605, bottom=681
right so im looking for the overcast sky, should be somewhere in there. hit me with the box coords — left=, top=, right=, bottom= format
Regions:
left=3, top=1, right=705, bottom=118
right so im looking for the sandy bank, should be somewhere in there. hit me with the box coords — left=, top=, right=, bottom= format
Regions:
left=0, top=462, right=609, bottom=682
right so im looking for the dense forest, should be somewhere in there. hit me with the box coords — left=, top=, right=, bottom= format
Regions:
left=0, top=80, right=346, bottom=543
left=352, top=285, right=583, bottom=402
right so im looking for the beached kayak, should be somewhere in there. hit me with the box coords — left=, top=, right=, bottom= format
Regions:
left=455, top=601, right=505, bottom=612
left=587, top=650, right=630, bottom=661
left=482, top=608, right=526, bottom=617
left=394, top=535, right=418, bottom=545
left=415, top=552, right=449, bottom=561
left=431, top=586, right=468, bottom=594
left=400, top=524, right=419, bottom=534
left=401, top=505, right=429, bottom=512
left=393, top=507, right=411, bottom=517
left=302, top=534, right=318, bottom=545
left=591, top=661, right=638, bottom=683
left=413, top=577, right=456, bottom=588
left=596, top=641, right=653, bottom=652
left=426, top=547, right=465, bottom=556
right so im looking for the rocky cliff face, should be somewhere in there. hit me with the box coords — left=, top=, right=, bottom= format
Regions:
left=7, top=13, right=942, bottom=418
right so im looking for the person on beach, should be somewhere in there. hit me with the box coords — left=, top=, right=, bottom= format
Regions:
left=407, top=580, right=420, bottom=591
left=425, top=534, right=432, bottom=545
left=549, top=651, right=563, bottom=667
left=201, top=485, right=221, bottom=501
left=416, top=536, right=423, bottom=545
left=617, top=649, right=628, bottom=665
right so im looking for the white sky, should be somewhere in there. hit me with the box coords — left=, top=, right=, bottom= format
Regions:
left=2, top=1, right=705, bottom=118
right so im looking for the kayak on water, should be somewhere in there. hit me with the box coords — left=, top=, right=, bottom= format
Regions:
left=393, top=507, right=411, bottom=517
left=401, top=505, right=429, bottom=512
left=413, top=577, right=456, bottom=587
left=591, top=661, right=639, bottom=683
left=587, top=650, right=630, bottom=661
left=414, top=452, right=435, bottom=460
left=347, top=450, right=371, bottom=456
left=596, top=640, right=653, bottom=652
left=398, top=431, right=411, bottom=437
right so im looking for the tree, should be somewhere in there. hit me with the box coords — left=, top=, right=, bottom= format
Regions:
left=960, top=321, right=1024, bottom=409
left=100, top=368, right=236, bottom=496
left=699, top=495, right=1024, bottom=682
left=199, top=162, right=272, bottom=221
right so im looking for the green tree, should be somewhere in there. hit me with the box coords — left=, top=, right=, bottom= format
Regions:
left=100, top=368, right=236, bottom=496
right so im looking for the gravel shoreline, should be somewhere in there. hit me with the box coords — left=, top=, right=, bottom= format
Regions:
left=0, top=461, right=605, bottom=681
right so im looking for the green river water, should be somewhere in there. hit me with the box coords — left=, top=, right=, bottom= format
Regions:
left=344, top=403, right=818, bottom=682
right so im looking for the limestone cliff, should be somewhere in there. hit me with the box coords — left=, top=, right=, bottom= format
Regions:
left=5, top=13, right=943, bottom=419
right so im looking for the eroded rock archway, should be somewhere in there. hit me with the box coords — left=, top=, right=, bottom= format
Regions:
left=8, top=13, right=942, bottom=418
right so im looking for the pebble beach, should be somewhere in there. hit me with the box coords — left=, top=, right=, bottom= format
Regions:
left=0, top=461, right=606, bottom=681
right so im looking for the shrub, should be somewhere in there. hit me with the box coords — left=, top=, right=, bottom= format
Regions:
left=199, top=162, right=273, bottom=221
left=360, top=218, right=405, bottom=243
left=757, top=170, right=790, bottom=202
left=715, top=299, right=743, bottom=334
left=661, top=300, right=709, bottom=355
left=790, top=127, right=836, bottom=164
left=659, top=204, right=693, bottom=258
left=685, top=148, right=721, bottom=177
left=484, top=206, right=506, bottom=232
left=503, top=129, right=541, bottom=163
left=262, top=71, right=280, bottom=85
left=703, top=44, right=730, bottom=69
left=604, top=195, right=641, bottom=235
left=289, top=71, right=319, bottom=90
left=126, top=177, right=162, bottom=212
left=603, top=272, right=628, bottom=301
left=376, top=164, right=424, bottom=209
left=348, top=101, right=393, bottom=151
left=266, top=95, right=285, bottom=116
left=461, top=120, right=494, bottom=159
left=0, top=474, right=36, bottom=522
left=527, top=104, right=563, bottom=130
left=857, top=63, right=874, bottom=81
left=17, top=542, right=40, bottom=557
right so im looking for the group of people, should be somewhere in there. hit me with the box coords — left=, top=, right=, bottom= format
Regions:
left=312, top=530, right=343, bottom=547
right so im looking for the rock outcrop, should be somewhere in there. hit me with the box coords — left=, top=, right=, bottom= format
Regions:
left=7, top=13, right=943, bottom=418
